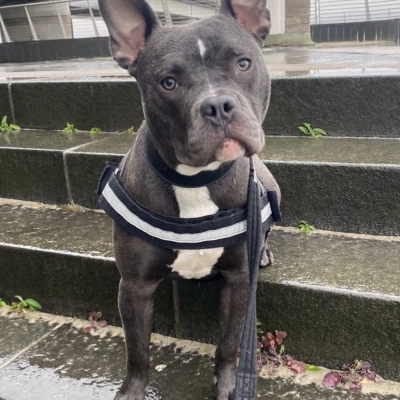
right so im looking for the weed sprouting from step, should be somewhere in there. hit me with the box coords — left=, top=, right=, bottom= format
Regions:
left=257, top=323, right=307, bottom=375
left=9, top=295, right=42, bottom=313
left=1, top=116, right=21, bottom=143
left=90, top=127, right=101, bottom=137
left=62, top=122, right=78, bottom=139
left=125, top=126, right=134, bottom=134
left=298, top=123, right=327, bottom=139
left=323, top=360, right=383, bottom=393
left=298, top=220, right=316, bottom=234
left=83, top=311, right=108, bottom=333
left=0, top=298, right=7, bottom=307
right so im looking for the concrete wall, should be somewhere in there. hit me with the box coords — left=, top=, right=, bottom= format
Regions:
left=266, top=0, right=314, bottom=46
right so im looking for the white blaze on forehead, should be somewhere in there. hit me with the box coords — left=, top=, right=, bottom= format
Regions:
left=197, top=38, right=206, bottom=59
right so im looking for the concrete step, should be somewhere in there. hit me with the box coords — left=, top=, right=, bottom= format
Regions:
left=1, top=74, right=399, bottom=137
left=1, top=131, right=399, bottom=235
left=2, top=311, right=400, bottom=400
left=0, top=199, right=399, bottom=381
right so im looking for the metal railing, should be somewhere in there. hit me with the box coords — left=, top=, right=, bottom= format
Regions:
left=0, top=0, right=218, bottom=43
left=311, top=0, right=400, bottom=25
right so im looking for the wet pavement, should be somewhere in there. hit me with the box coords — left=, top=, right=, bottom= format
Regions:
left=0, top=43, right=399, bottom=81
left=1, top=199, right=399, bottom=297
left=2, top=130, right=400, bottom=165
left=1, top=310, right=400, bottom=400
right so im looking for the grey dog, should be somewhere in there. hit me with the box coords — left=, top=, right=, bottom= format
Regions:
left=98, top=0, right=280, bottom=398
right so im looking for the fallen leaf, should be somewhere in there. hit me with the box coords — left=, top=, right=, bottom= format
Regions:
left=323, top=371, right=341, bottom=388
left=290, top=361, right=306, bottom=374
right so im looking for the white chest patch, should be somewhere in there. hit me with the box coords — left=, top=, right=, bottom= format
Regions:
left=197, top=38, right=206, bottom=59
left=169, top=185, right=224, bottom=279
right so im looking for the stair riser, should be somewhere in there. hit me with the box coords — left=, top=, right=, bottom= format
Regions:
left=1, top=243, right=399, bottom=381
left=0, top=244, right=175, bottom=337
left=1, top=76, right=400, bottom=137
left=1, top=148, right=398, bottom=235
left=267, top=162, right=400, bottom=236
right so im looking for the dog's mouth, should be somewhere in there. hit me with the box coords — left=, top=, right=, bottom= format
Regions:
left=214, top=138, right=246, bottom=162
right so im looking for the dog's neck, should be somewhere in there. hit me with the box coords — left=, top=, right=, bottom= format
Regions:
left=145, top=133, right=236, bottom=188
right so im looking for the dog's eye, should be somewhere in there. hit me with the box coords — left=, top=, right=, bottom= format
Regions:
left=161, top=77, right=177, bottom=90
left=237, top=58, right=251, bottom=71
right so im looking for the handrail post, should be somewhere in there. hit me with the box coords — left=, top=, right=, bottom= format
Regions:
left=56, top=5, right=67, bottom=39
left=0, top=12, right=12, bottom=42
left=161, top=0, right=172, bottom=26
left=365, top=0, right=371, bottom=21
left=87, top=0, right=99, bottom=37
left=24, top=6, right=39, bottom=40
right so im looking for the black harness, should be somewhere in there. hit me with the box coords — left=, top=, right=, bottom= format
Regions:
left=97, top=134, right=281, bottom=400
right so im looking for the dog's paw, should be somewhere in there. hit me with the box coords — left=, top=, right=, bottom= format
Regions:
left=260, top=247, right=274, bottom=267
left=214, top=367, right=236, bottom=400
left=114, top=382, right=149, bottom=400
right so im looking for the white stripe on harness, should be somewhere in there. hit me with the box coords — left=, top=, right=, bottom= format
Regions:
left=102, top=183, right=272, bottom=245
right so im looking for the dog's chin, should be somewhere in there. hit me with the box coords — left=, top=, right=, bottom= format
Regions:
left=214, top=138, right=246, bottom=162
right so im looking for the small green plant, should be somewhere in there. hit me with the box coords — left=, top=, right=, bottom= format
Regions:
left=1, top=116, right=20, bottom=143
left=298, top=221, right=316, bottom=234
left=1, top=115, right=20, bottom=134
left=0, top=298, right=7, bottom=307
left=90, top=127, right=101, bottom=137
left=62, top=122, right=77, bottom=134
left=125, top=126, right=134, bottom=134
left=298, top=123, right=327, bottom=139
left=10, top=295, right=42, bottom=312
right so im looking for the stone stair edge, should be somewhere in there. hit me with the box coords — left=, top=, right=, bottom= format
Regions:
left=1, top=75, right=399, bottom=137
left=1, top=133, right=399, bottom=236
left=1, top=214, right=400, bottom=381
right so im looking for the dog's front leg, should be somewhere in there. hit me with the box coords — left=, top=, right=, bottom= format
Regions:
left=214, top=268, right=249, bottom=400
left=115, top=278, right=159, bottom=400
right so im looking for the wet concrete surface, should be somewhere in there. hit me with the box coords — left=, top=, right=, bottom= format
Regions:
left=0, top=44, right=399, bottom=81
left=264, top=229, right=400, bottom=297
left=2, top=130, right=400, bottom=166
left=0, top=203, right=113, bottom=257
left=0, top=130, right=116, bottom=150
left=262, top=137, right=400, bottom=165
left=0, top=311, right=399, bottom=400
left=0, top=200, right=399, bottom=297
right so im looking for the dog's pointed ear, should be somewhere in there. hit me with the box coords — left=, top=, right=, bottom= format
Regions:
left=99, top=0, right=160, bottom=69
left=219, top=0, right=271, bottom=44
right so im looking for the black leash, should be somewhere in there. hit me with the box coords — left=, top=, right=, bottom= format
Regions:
left=235, top=157, right=263, bottom=400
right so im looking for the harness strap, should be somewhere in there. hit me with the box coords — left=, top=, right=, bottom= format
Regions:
left=97, top=162, right=279, bottom=251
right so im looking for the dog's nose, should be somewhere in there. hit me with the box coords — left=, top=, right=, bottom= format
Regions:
left=200, top=95, right=236, bottom=126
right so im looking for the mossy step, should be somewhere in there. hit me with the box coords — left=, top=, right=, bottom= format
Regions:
left=0, top=199, right=399, bottom=381
left=1, top=131, right=399, bottom=235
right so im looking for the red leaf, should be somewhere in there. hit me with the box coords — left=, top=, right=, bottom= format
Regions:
left=83, top=325, right=94, bottom=333
left=350, top=380, right=362, bottom=393
left=290, top=361, right=306, bottom=374
left=323, top=371, right=342, bottom=388
left=275, top=331, right=287, bottom=345
left=266, top=332, right=275, bottom=340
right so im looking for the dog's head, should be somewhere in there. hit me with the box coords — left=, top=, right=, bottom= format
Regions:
left=99, top=0, right=271, bottom=170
